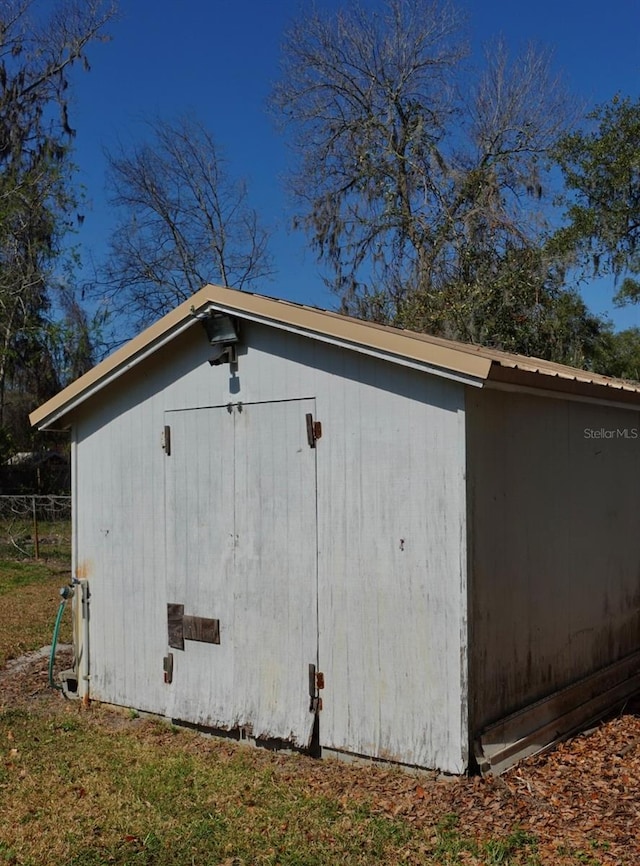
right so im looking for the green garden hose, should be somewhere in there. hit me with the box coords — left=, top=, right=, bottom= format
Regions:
left=48, top=591, right=69, bottom=691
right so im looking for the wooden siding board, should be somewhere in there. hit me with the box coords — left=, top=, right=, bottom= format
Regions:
left=70, top=427, right=88, bottom=700
left=73, top=321, right=468, bottom=773
left=311, top=346, right=468, bottom=773
left=74, top=378, right=174, bottom=716
left=477, top=649, right=640, bottom=774
left=467, top=388, right=640, bottom=735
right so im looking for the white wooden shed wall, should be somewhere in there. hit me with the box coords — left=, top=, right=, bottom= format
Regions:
left=467, top=388, right=640, bottom=734
left=72, top=320, right=469, bottom=774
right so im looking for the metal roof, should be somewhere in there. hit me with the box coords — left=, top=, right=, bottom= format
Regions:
left=30, top=284, right=640, bottom=429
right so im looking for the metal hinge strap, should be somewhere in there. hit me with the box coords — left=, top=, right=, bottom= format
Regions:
left=306, top=413, right=322, bottom=448
left=308, top=663, right=324, bottom=712
left=162, top=425, right=171, bottom=456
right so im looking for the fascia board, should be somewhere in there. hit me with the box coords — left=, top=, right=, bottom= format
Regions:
left=29, top=292, right=214, bottom=429
left=30, top=289, right=491, bottom=429
left=206, top=301, right=488, bottom=388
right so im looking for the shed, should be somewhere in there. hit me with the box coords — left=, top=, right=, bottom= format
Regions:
left=31, top=285, right=640, bottom=774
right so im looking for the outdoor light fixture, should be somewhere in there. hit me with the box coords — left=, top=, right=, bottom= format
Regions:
left=198, top=312, right=240, bottom=366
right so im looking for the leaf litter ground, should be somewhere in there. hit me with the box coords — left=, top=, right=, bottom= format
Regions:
left=2, top=649, right=640, bottom=865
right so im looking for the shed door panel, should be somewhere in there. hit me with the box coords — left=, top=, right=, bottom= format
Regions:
left=164, top=400, right=318, bottom=747
left=233, top=400, right=318, bottom=746
left=164, top=406, right=235, bottom=727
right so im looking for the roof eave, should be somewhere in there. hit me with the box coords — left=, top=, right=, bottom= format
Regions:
left=30, top=285, right=494, bottom=430
left=204, top=296, right=491, bottom=386
left=31, top=285, right=640, bottom=431
left=487, top=364, right=640, bottom=411
left=30, top=289, right=215, bottom=430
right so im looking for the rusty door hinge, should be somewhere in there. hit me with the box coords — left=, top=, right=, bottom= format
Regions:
left=308, top=663, right=324, bottom=712
left=162, top=425, right=171, bottom=455
left=306, top=413, right=322, bottom=448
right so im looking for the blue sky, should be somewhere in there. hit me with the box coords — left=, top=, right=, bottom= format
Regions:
left=68, top=0, right=640, bottom=331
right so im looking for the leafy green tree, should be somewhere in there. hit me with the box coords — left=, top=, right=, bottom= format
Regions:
left=395, top=246, right=605, bottom=365
left=592, top=326, right=640, bottom=382
left=0, top=0, right=116, bottom=433
left=553, top=95, right=640, bottom=305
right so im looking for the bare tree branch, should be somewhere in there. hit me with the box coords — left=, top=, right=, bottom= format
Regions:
left=102, top=114, right=274, bottom=329
left=271, top=0, right=577, bottom=350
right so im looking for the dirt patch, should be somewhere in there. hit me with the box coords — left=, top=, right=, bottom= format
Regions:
left=0, top=643, right=71, bottom=676
left=0, top=643, right=73, bottom=709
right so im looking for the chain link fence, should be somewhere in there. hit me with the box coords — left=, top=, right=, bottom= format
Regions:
left=0, top=495, right=71, bottom=560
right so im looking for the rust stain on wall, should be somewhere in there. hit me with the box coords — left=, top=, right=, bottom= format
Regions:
left=76, top=560, right=93, bottom=580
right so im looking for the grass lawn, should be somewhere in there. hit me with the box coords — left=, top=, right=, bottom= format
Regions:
left=0, top=518, right=71, bottom=563
left=0, top=704, right=547, bottom=866
left=0, top=559, right=72, bottom=668
left=0, top=558, right=637, bottom=865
